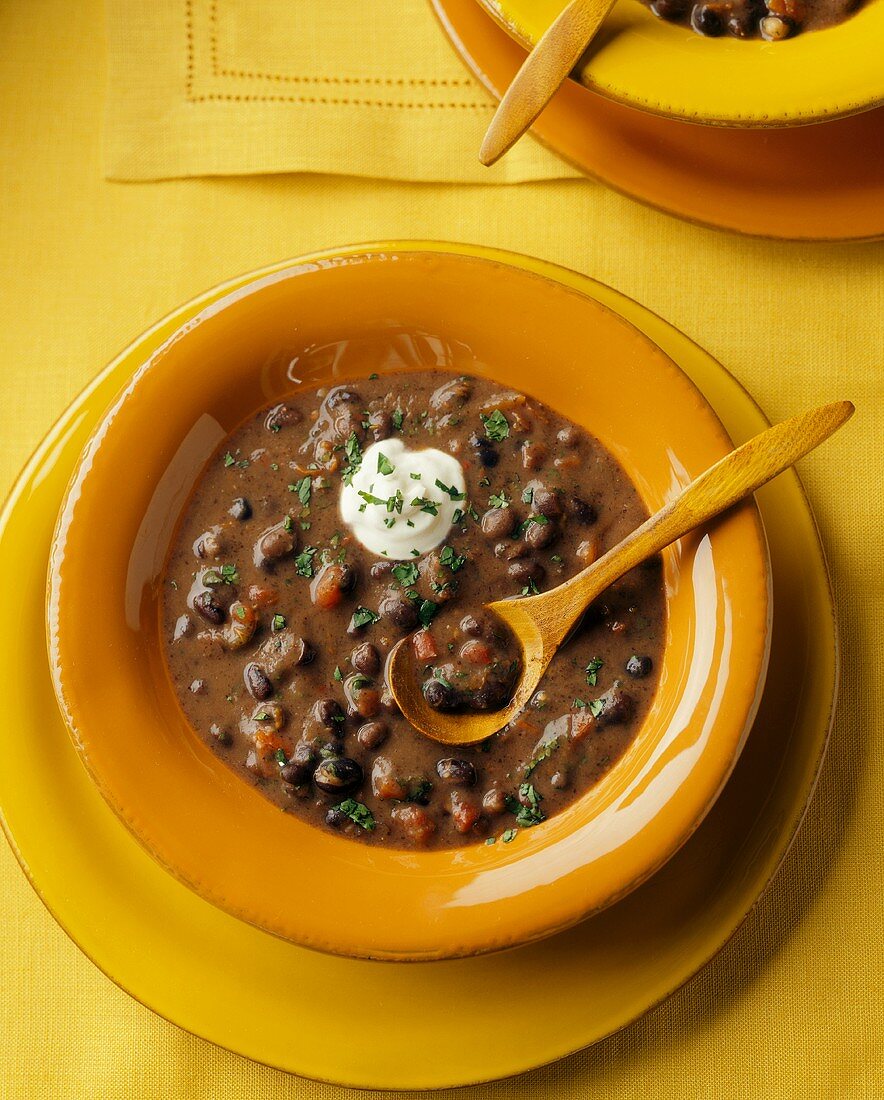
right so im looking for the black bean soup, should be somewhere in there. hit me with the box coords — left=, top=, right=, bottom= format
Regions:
left=162, top=372, right=666, bottom=849
left=645, top=0, right=862, bottom=39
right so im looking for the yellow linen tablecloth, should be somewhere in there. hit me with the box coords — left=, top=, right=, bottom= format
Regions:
left=1, top=0, right=883, bottom=1097
left=104, top=0, right=580, bottom=182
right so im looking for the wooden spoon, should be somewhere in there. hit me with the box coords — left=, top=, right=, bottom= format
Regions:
left=388, top=400, right=854, bottom=745
left=479, top=0, right=618, bottom=167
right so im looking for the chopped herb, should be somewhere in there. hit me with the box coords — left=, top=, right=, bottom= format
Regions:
left=406, top=778, right=433, bottom=805
left=288, top=476, right=312, bottom=507
left=384, top=517, right=396, bottom=528
left=433, top=668, right=453, bottom=689
left=485, top=837, right=496, bottom=846
left=519, top=514, right=549, bottom=533
left=170, top=579, right=178, bottom=590
left=294, top=547, right=317, bottom=577
left=254, top=709, right=272, bottom=722
left=330, top=533, right=342, bottom=549
left=585, top=657, right=604, bottom=687
left=411, top=548, right=420, bottom=557
left=550, top=554, right=563, bottom=563
left=358, top=490, right=386, bottom=507
left=270, top=462, right=279, bottom=471
left=335, top=799, right=376, bottom=832
left=333, top=666, right=343, bottom=682
left=478, top=476, right=491, bottom=488
left=392, top=408, right=404, bottom=430
left=506, top=783, right=545, bottom=827
left=589, top=698, right=606, bottom=719
left=351, top=675, right=374, bottom=690
left=377, top=452, right=395, bottom=476
left=274, top=748, right=287, bottom=765
left=481, top=409, right=510, bottom=442
left=386, top=490, right=404, bottom=514
left=300, top=521, right=311, bottom=531
left=392, top=562, right=419, bottom=588
left=435, top=478, right=466, bottom=502
left=488, top=491, right=510, bottom=509
left=409, top=472, right=422, bottom=482
left=352, top=606, right=380, bottom=628
left=342, top=433, right=363, bottom=486
left=271, top=614, right=287, bottom=632
left=502, top=828, right=518, bottom=844
left=418, top=600, right=439, bottom=627
left=521, top=578, right=540, bottom=596
left=369, top=372, right=379, bottom=380
left=411, top=496, right=439, bottom=516
left=439, top=545, right=466, bottom=573
left=524, top=737, right=560, bottom=777
left=203, top=563, right=239, bottom=587
left=236, top=459, right=250, bottom=469
left=573, top=698, right=588, bottom=709
left=283, top=515, right=294, bottom=532
left=522, top=487, right=534, bottom=504
left=452, top=508, right=464, bottom=525
left=223, top=452, right=235, bottom=467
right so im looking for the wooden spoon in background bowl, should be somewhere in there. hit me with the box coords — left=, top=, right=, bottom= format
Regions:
left=479, top=0, right=619, bottom=165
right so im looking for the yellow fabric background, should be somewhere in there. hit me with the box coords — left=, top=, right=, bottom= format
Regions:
left=1, top=0, right=882, bottom=1097
left=103, top=0, right=581, bottom=182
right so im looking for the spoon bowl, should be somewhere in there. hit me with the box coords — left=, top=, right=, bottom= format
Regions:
left=389, top=400, right=854, bottom=745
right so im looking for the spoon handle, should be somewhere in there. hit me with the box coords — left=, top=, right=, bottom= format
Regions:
left=555, top=400, right=854, bottom=620
left=479, top=0, right=617, bottom=167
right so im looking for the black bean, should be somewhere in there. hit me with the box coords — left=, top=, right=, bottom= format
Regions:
left=471, top=679, right=512, bottom=711
left=254, top=523, right=296, bottom=569
left=470, top=434, right=499, bottom=468
left=370, top=560, right=394, bottom=580
left=229, top=497, right=252, bottom=521
left=523, top=518, right=557, bottom=550
left=532, top=487, right=562, bottom=518
left=650, top=0, right=689, bottom=17
left=481, top=507, right=516, bottom=539
left=314, top=757, right=363, bottom=796
left=692, top=3, right=725, bottom=34
left=507, top=559, right=545, bottom=585
left=423, top=678, right=459, bottom=712
left=380, top=593, right=419, bottom=630
left=436, top=758, right=477, bottom=786
left=280, top=749, right=315, bottom=786
left=325, top=387, right=361, bottom=408
left=196, top=530, right=224, bottom=559
left=626, top=654, right=654, bottom=678
left=325, top=807, right=349, bottom=828
left=265, top=403, right=302, bottom=431
left=357, top=720, right=388, bottom=750
left=351, top=642, right=380, bottom=676
left=460, top=614, right=483, bottom=637
left=494, top=539, right=527, bottom=561
left=193, top=589, right=226, bottom=624
left=482, top=788, right=507, bottom=815
left=313, top=699, right=345, bottom=728
left=594, top=681, right=635, bottom=727
left=244, top=663, right=273, bottom=700
left=567, top=496, right=597, bottom=525
left=293, top=638, right=315, bottom=666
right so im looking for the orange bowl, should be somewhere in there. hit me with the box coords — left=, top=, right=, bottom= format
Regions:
left=47, top=245, right=770, bottom=960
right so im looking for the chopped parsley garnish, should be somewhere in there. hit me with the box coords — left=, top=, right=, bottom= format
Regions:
left=294, top=547, right=317, bottom=577
left=333, top=666, right=343, bottom=682
left=289, top=476, right=312, bottom=507
left=585, top=657, right=604, bottom=687
left=519, top=514, right=549, bottom=532
left=522, top=487, right=534, bottom=504
left=439, top=545, right=466, bottom=573
left=418, top=599, right=439, bottom=627
left=452, top=508, right=464, bottom=525
left=274, top=748, right=287, bottom=765
left=203, top=563, right=239, bottom=587
left=392, top=408, right=404, bottom=430
left=435, top=478, right=466, bottom=502
left=485, top=837, right=496, bottom=846
left=352, top=606, right=380, bottom=628
left=488, top=491, right=510, bottom=509
left=406, top=779, right=433, bottom=805
left=480, top=409, right=510, bottom=442
left=478, top=476, right=491, bottom=488
left=550, top=554, right=563, bottom=563
left=589, top=698, right=606, bottom=718
left=392, top=562, right=419, bottom=588
left=386, top=490, right=404, bottom=514
left=501, top=828, right=518, bottom=844
left=369, top=372, right=379, bottom=380
left=271, top=613, right=286, bottom=632
left=223, top=452, right=235, bottom=467
left=342, top=432, right=363, bottom=486
left=410, top=471, right=421, bottom=481
left=358, top=490, right=386, bottom=507
left=283, top=515, right=294, bottom=532
left=377, top=452, right=395, bottom=476
left=524, top=737, right=560, bottom=777
left=433, top=668, right=453, bottom=688
left=384, top=517, right=395, bottom=528
left=334, top=799, right=376, bottom=832
left=506, top=783, right=545, bottom=827
left=411, top=496, right=439, bottom=516
left=521, top=578, right=540, bottom=596
left=351, top=675, right=374, bottom=690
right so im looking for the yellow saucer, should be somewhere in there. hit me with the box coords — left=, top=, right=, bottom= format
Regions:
left=0, top=244, right=837, bottom=1089
left=478, top=0, right=884, bottom=126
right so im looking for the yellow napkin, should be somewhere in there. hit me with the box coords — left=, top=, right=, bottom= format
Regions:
left=104, top=0, right=581, bottom=182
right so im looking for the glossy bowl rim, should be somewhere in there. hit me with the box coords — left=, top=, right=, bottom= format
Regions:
left=475, top=0, right=884, bottom=127
left=46, top=242, right=771, bottom=961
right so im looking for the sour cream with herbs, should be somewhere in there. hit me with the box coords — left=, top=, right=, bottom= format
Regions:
left=340, top=438, right=467, bottom=559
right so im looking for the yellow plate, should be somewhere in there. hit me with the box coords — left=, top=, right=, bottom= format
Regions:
left=478, top=0, right=884, bottom=126
left=0, top=243, right=837, bottom=1088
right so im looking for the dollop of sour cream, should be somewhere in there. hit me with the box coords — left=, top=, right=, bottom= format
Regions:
left=340, top=438, right=466, bottom=559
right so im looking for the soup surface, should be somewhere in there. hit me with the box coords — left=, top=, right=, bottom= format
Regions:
left=162, top=371, right=666, bottom=849
left=644, top=0, right=862, bottom=39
